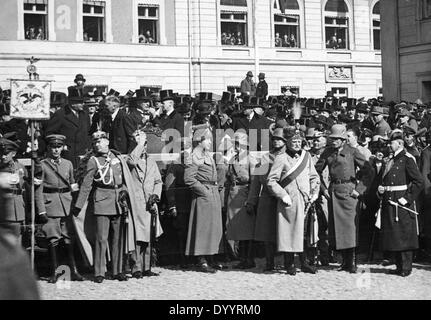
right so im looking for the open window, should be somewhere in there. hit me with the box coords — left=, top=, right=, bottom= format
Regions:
left=138, top=4, right=159, bottom=44
left=220, top=0, right=249, bottom=46
left=372, top=1, right=381, bottom=50
left=24, top=0, right=48, bottom=40
left=83, top=0, right=106, bottom=42
left=324, top=0, right=350, bottom=50
left=273, top=0, right=300, bottom=48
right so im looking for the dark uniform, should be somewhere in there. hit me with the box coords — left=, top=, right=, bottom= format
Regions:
left=74, top=132, right=127, bottom=282
left=315, top=126, right=366, bottom=272
left=378, top=146, right=423, bottom=276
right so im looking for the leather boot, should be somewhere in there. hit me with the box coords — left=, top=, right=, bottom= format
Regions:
left=284, top=252, right=296, bottom=275
left=233, top=241, right=248, bottom=269
left=244, top=240, right=256, bottom=269
left=66, top=243, right=85, bottom=281
left=299, top=252, right=317, bottom=274
left=337, top=250, right=348, bottom=271
left=345, top=248, right=358, bottom=274
left=48, top=244, right=59, bottom=284
left=264, top=242, right=275, bottom=272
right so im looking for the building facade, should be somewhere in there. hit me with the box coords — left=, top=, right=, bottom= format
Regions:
left=381, top=0, right=431, bottom=103
left=0, top=0, right=382, bottom=99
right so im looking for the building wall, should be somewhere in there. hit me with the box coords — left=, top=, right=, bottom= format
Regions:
left=381, top=0, right=431, bottom=102
left=0, top=0, right=382, bottom=99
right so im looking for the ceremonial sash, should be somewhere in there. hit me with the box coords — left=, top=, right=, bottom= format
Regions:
left=279, top=150, right=310, bottom=189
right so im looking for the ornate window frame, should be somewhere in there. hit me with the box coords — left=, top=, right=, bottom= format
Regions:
left=370, top=0, right=381, bottom=51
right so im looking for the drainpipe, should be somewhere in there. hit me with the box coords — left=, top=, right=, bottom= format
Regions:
left=253, top=0, right=259, bottom=83
left=187, top=0, right=194, bottom=95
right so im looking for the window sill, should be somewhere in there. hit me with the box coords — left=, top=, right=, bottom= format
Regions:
left=222, top=46, right=251, bottom=51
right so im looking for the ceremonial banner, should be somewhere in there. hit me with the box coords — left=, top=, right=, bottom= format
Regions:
left=9, top=79, right=51, bottom=120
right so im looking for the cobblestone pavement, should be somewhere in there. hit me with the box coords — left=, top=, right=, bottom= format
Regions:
left=38, top=256, right=431, bottom=300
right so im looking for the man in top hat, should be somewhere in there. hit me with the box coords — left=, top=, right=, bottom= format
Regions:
left=376, top=130, right=423, bottom=276
left=372, top=106, right=391, bottom=138
left=255, top=73, right=268, bottom=99
left=0, top=138, right=35, bottom=243
left=315, top=124, right=367, bottom=273
left=153, top=89, right=185, bottom=138
left=90, top=95, right=136, bottom=154
left=232, top=98, right=272, bottom=152
left=46, top=87, right=91, bottom=168
left=68, top=74, right=86, bottom=98
left=72, top=131, right=130, bottom=283
left=267, top=127, right=320, bottom=275
left=240, top=71, right=256, bottom=97
left=37, top=134, right=84, bottom=283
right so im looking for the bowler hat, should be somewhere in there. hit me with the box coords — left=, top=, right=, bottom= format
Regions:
left=74, top=74, right=86, bottom=83
left=247, top=71, right=253, bottom=77
left=258, top=73, right=265, bottom=79
left=371, top=106, right=385, bottom=115
left=328, top=124, right=347, bottom=140
left=160, top=90, right=175, bottom=102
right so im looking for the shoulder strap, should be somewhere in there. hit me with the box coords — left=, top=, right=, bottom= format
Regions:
left=42, top=159, right=71, bottom=188
left=279, top=151, right=310, bottom=189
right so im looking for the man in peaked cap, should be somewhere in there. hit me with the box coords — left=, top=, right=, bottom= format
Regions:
left=403, top=125, right=420, bottom=162
left=240, top=71, right=256, bottom=97
left=376, top=129, right=424, bottom=277
left=256, top=73, right=268, bottom=99
left=37, top=134, right=84, bottom=283
left=315, top=124, right=367, bottom=273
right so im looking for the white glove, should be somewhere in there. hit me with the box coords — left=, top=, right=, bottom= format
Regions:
left=377, top=186, right=385, bottom=195
left=282, top=194, right=292, bottom=207
left=34, top=178, right=43, bottom=186
left=309, top=193, right=318, bottom=203
left=398, top=197, right=408, bottom=206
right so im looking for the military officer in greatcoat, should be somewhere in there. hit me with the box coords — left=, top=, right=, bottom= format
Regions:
left=225, top=131, right=256, bottom=269
left=267, top=128, right=320, bottom=275
left=377, top=130, right=424, bottom=277
left=247, top=128, right=286, bottom=271
left=37, top=135, right=84, bottom=283
left=126, top=129, right=163, bottom=278
left=183, top=128, right=223, bottom=273
left=72, top=131, right=128, bottom=283
left=315, top=124, right=367, bottom=273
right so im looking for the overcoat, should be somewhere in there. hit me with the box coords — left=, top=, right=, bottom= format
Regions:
left=247, top=148, right=285, bottom=243
left=315, top=144, right=366, bottom=250
left=379, top=149, right=423, bottom=251
left=184, top=147, right=223, bottom=256
left=225, top=155, right=255, bottom=241
left=126, top=143, right=163, bottom=243
left=46, top=105, right=91, bottom=168
left=267, top=150, right=320, bottom=252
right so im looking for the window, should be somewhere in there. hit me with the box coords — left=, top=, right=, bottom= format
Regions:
left=324, top=0, right=349, bottom=50
left=24, top=0, right=48, bottom=40
left=138, top=4, right=159, bottom=44
left=273, top=0, right=300, bottom=48
left=220, top=0, right=248, bottom=46
left=83, top=0, right=105, bottom=42
left=331, top=87, right=348, bottom=98
left=378, top=87, right=383, bottom=97
left=423, top=0, right=431, bottom=18
left=281, top=86, right=300, bottom=96
left=372, top=1, right=381, bottom=50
